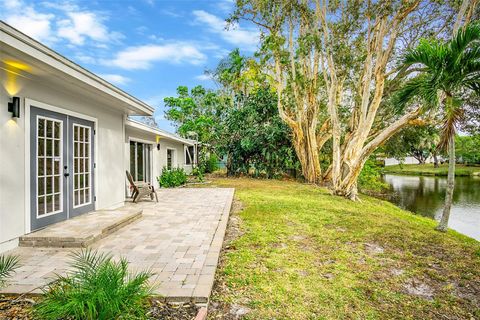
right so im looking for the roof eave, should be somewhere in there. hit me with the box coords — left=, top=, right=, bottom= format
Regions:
left=125, top=119, right=195, bottom=145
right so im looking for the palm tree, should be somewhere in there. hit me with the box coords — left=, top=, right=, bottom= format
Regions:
left=397, top=23, right=480, bottom=232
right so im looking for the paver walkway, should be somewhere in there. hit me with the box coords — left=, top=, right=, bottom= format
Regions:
left=1, top=188, right=234, bottom=304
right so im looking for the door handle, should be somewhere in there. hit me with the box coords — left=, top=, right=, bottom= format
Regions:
left=64, top=173, right=70, bottom=177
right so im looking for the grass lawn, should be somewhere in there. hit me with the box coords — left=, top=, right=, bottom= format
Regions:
left=383, top=163, right=480, bottom=176
left=207, top=178, right=480, bottom=320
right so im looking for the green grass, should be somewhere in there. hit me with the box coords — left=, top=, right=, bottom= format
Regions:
left=383, top=163, right=480, bottom=176
left=208, top=178, right=480, bottom=320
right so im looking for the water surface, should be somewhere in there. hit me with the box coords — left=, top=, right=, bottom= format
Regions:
left=383, top=174, right=480, bottom=241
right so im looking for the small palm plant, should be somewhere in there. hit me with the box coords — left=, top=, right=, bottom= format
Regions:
left=34, top=249, right=154, bottom=320
left=0, top=254, right=20, bottom=288
left=397, top=22, right=480, bottom=231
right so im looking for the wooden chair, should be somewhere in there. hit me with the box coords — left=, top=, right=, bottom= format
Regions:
left=126, top=170, right=158, bottom=203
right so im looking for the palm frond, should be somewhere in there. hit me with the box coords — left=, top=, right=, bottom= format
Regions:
left=403, top=38, right=446, bottom=70
left=449, top=23, right=480, bottom=63
left=0, top=255, right=20, bottom=287
left=394, top=74, right=439, bottom=112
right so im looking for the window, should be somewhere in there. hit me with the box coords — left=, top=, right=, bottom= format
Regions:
left=129, top=141, right=151, bottom=182
left=185, top=146, right=194, bottom=165
left=167, top=149, right=174, bottom=169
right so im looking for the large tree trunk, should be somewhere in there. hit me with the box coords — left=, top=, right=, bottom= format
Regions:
left=436, top=135, right=455, bottom=232
left=291, top=124, right=323, bottom=184
left=330, top=109, right=421, bottom=200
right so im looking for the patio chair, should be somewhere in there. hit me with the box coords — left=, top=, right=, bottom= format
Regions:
left=126, top=170, right=158, bottom=203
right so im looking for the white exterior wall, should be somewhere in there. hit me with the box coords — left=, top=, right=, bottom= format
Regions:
left=0, top=80, right=125, bottom=249
left=125, top=127, right=193, bottom=190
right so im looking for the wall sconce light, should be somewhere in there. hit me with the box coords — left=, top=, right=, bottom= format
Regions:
left=156, top=135, right=161, bottom=150
left=8, top=96, right=20, bottom=118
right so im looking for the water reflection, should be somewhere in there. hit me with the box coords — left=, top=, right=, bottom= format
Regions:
left=383, top=174, right=480, bottom=241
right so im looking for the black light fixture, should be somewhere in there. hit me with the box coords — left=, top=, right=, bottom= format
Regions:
left=8, top=97, right=20, bottom=118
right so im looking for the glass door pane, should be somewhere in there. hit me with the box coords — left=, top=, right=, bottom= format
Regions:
left=130, top=141, right=136, bottom=178
left=137, top=143, right=144, bottom=181
left=145, top=145, right=151, bottom=182
left=167, top=149, right=173, bottom=169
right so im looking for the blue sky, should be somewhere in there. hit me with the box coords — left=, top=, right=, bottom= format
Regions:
left=0, top=0, right=260, bottom=131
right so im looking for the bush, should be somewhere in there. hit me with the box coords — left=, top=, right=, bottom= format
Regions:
left=34, top=249, right=153, bottom=320
left=157, top=167, right=187, bottom=188
left=0, top=255, right=19, bottom=288
left=201, top=153, right=219, bottom=174
left=358, top=159, right=389, bottom=193
left=191, top=166, right=205, bottom=182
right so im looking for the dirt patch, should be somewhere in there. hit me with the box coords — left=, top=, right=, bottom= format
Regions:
left=364, top=242, right=385, bottom=255
left=147, top=300, right=198, bottom=319
left=0, top=295, right=38, bottom=320
left=389, top=267, right=405, bottom=277
left=454, top=281, right=480, bottom=308
left=290, top=235, right=307, bottom=242
left=402, top=279, right=435, bottom=300
left=272, top=242, right=288, bottom=249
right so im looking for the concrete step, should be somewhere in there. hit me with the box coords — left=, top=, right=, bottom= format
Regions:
left=19, top=208, right=142, bottom=248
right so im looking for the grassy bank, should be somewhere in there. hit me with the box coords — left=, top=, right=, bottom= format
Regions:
left=383, top=163, right=480, bottom=176
left=208, top=178, right=480, bottom=319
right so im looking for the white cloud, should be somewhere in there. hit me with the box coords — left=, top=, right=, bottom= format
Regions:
left=57, top=11, right=122, bottom=45
left=108, top=43, right=207, bottom=70
left=216, top=0, right=234, bottom=13
left=1, top=0, right=55, bottom=43
left=195, top=74, right=211, bottom=81
left=192, top=10, right=260, bottom=51
left=161, top=9, right=183, bottom=18
left=1, top=0, right=121, bottom=47
left=98, top=73, right=130, bottom=85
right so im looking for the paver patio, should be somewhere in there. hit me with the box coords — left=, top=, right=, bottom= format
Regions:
left=1, top=188, right=234, bottom=304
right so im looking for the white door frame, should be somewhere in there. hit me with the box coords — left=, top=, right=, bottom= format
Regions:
left=24, top=98, right=98, bottom=234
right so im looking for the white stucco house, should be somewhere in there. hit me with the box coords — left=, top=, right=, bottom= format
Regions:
left=0, top=22, right=197, bottom=253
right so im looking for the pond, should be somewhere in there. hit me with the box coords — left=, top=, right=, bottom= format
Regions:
left=382, top=174, right=480, bottom=241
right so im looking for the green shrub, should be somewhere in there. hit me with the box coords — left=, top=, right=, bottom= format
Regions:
left=202, top=154, right=219, bottom=173
left=358, top=159, right=389, bottom=193
left=191, top=166, right=205, bottom=182
left=0, top=254, right=19, bottom=288
left=34, top=249, right=153, bottom=320
left=157, top=167, right=187, bottom=188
